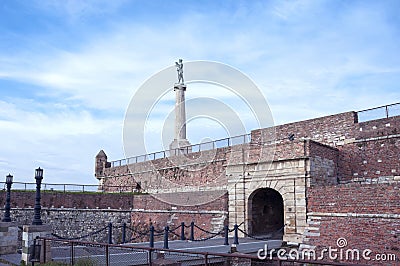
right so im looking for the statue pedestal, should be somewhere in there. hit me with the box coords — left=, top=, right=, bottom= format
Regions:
left=0, top=222, right=18, bottom=255
left=169, top=139, right=191, bottom=155
left=174, top=84, right=186, bottom=91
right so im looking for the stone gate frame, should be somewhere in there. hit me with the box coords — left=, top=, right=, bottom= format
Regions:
left=227, top=158, right=309, bottom=243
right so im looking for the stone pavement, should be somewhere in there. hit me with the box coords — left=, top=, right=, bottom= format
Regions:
left=0, top=253, right=20, bottom=266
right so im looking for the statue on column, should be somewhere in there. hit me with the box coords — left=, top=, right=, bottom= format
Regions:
left=175, top=59, right=184, bottom=84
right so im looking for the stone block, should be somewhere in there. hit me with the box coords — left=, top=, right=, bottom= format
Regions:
left=295, top=206, right=307, bottom=214
left=0, top=222, right=18, bottom=255
left=21, top=225, right=52, bottom=265
left=152, top=258, right=181, bottom=266
left=295, top=198, right=307, bottom=207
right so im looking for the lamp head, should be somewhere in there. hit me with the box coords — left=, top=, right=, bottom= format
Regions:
left=35, top=167, right=43, bottom=180
left=5, top=174, right=13, bottom=184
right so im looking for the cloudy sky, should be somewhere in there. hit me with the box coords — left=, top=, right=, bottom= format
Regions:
left=1, top=0, right=399, bottom=185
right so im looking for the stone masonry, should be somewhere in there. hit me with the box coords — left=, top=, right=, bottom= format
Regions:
left=95, top=104, right=399, bottom=263
left=1, top=104, right=398, bottom=264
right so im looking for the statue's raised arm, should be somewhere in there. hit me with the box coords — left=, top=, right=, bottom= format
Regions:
left=175, top=59, right=184, bottom=84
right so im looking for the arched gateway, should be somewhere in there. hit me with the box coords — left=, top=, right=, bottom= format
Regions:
left=226, top=156, right=313, bottom=243
left=248, top=188, right=284, bottom=237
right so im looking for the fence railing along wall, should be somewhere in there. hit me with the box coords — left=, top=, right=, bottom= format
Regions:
left=0, top=181, right=138, bottom=193
left=48, top=221, right=282, bottom=247
left=110, top=133, right=251, bottom=167
left=110, top=103, right=400, bottom=168
left=35, top=237, right=364, bottom=266
left=357, top=102, right=400, bottom=123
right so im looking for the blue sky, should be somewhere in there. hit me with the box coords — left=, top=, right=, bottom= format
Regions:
left=0, top=0, right=399, bottom=185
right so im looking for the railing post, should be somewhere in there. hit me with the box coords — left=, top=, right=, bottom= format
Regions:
left=204, top=253, right=209, bottom=266
left=224, top=225, right=229, bottom=245
left=180, top=222, right=185, bottom=240
left=108, top=222, right=113, bottom=244
left=163, top=226, right=169, bottom=249
left=71, top=241, right=74, bottom=265
left=105, top=244, right=109, bottom=266
left=122, top=223, right=126, bottom=244
left=148, top=249, right=152, bottom=265
left=386, top=105, right=389, bottom=118
left=149, top=225, right=154, bottom=248
left=43, top=238, right=47, bottom=263
left=233, top=224, right=239, bottom=245
left=190, top=221, right=194, bottom=241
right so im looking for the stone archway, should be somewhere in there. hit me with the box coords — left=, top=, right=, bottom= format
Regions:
left=248, top=188, right=284, bottom=237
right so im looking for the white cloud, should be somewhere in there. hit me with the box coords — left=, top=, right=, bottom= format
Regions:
left=1, top=1, right=400, bottom=184
left=0, top=99, right=122, bottom=184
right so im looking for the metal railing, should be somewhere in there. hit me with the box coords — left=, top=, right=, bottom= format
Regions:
left=0, top=181, right=139, bottom=193
left=49, top=221, right=263, bottom=247
left=357, top=102, right=400, bottom=122
left=110, top=133, right=251, bottom=167
left=36, top=237, right=364, bottom=266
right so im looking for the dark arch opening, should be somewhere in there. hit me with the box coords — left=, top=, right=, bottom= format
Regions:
left=248, top=188, right=284, bottom=237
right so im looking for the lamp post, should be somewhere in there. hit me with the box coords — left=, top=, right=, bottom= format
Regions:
left=2, top=174, right=13, bottom=222
left=32, top=167, right=43, bottom=225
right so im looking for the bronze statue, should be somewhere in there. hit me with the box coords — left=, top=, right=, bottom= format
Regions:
left=175, top=59, right=184, bottom=84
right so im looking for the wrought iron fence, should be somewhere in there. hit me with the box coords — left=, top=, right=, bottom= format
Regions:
left=110, top=133, right=251, bottom=167
left=0, top=181, right=139, bottom=193
left=48, top=221, right=281, bottom=248
left=357, top=102, right=400, bottom=122
left=35, top=237, right=363, bottom=266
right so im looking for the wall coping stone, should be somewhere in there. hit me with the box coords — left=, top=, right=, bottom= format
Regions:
left=3, top=207, right=228, bottom=215
left=308, top=212, right=400, bottom=219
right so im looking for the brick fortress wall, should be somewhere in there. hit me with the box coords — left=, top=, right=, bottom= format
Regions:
left=1, top=105, right=398, bottom=261
left=306, top=184, right=400, bottom=264
left=0, top=191, right=228, bottom=244
left=96, top=107, right=399, bottom=262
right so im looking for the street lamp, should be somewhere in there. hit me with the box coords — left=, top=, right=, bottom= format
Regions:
left=2, top=174, right=13, bottom=222
left=32, top=167, right=43, bottom=225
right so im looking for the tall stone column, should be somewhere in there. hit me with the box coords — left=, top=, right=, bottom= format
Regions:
left=170, top=84, right=191, bottom=154
left=170, top=59, right=191, bottom=154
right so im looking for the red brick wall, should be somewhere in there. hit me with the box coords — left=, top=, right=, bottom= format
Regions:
left=307, top=184, right=400, bottom=264
left=308, top=184, right=400, bottom=213
left=102, top=148, right=229, bottom=191
left=0, top=191, right=228, bottom=236
left=251, top=111, right=357, bottom=146
left=309, top=217, right=399, bottom=265
left=0, top=191, right=227, bottom=212
left=337, top=137, right=400, bottom=182
left=0, top=191, right=135, bottom=209
left=130, top=211, right=226, bottom=242
left=355, top=116, right=400, bottom=140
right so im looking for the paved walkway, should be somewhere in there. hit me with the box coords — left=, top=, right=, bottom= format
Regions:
left=0, top=237, right=281, bottom=265
left=0, top=253, right=20, bottom=266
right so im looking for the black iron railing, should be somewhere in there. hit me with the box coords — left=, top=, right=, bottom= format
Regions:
left=36, top=236, right=365, bottom=266
left=357, top=102, right=400, bottom=122
left=110, top=133, right=251, bottom=167
left=0, top=181, right=139, bottom=193
left=47, top=221, right=284, bottom=248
